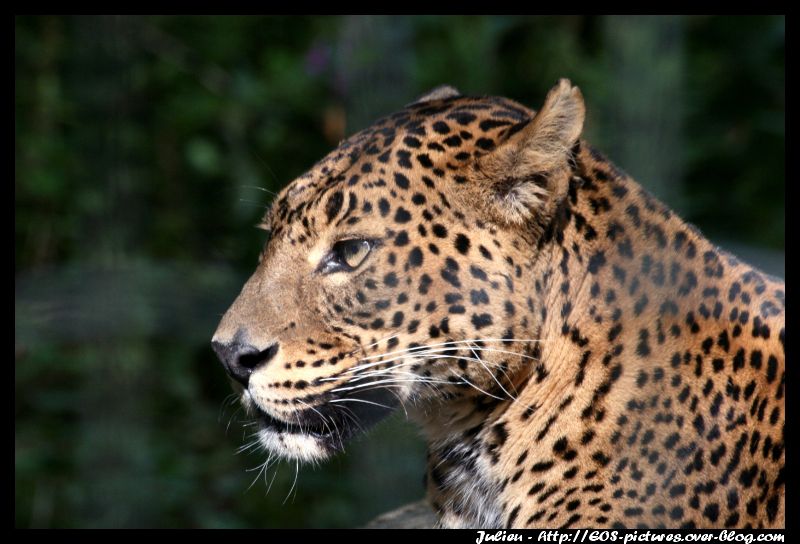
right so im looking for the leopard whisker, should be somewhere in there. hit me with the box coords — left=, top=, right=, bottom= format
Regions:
left=224, top=405, right=244, bottom=435
left=328, top=352, right=500, bottom=390
left=330, top=381, right=441, bottom=403
left=359, top=332, right=401, bottom=352
left=283, top=459, right=300, bottom=505
left=240, top=184, right=279, bottom=197
left=344, top=350, right=531, bottom=384
left=327, top=397, right=394, bottom=411
left=330, top=376, right=454, bottom=394
left=246, top=453, right=278, bottom=492
left=354, top=337, right=546, bottom=364
left=236, top=434, right=265, bottom=455
left=351, top=357, right=512, bottom=402
left=465, top=342, right=517, bottom=401
left=297, top=399, right=337, bottom=442
left=264, top=461, right=278, bottom=495
left=218, top=392, right=241, bottom=422
left=330, top=403, right=368, bottom=447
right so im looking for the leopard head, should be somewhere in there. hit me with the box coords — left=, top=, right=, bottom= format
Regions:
left=211, top=80, right=585, bottom=462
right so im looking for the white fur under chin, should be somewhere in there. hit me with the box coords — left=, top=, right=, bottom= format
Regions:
left=256, top=428, right=330, bottom=463
left=240, top=391, right=332, bottom=463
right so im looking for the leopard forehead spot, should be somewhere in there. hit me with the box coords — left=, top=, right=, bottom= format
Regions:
left=212, top=80, right=784, bottom=529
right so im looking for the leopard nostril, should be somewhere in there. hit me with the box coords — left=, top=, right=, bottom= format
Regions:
left=212, top=341, right=279, bottom=387
left=239, top=343, right=279, bottom=370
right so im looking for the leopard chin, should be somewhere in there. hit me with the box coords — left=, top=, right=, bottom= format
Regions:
left=240, top=387, right=399, bottom=462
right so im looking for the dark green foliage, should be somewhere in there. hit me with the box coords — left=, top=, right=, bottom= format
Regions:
left=15, top=15, right=783, bottom=528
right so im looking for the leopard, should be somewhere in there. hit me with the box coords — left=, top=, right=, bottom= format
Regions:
left=211, top=80, right=785, bottom=529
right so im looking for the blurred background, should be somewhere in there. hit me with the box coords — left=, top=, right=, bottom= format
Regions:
left=15, top=15, right=784, bottom=528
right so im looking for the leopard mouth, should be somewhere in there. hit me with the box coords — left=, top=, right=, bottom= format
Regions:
left=250, top=386, right=398, bottom=462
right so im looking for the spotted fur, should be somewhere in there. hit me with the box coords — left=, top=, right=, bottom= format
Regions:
left=212, top=80, right=785, bottom=529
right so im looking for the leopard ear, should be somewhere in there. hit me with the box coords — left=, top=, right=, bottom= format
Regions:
left=411, top=85, right=461, bottom=105
left=472, top=79, right=585, bottom=226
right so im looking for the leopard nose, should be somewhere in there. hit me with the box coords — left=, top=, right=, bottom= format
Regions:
left=211, top=340, right=279, bottom=387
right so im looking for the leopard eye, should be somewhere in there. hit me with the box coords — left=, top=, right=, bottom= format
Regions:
left=334, top=239, right=371, bottom=268
left=319, top=239, right=374, bottom=273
